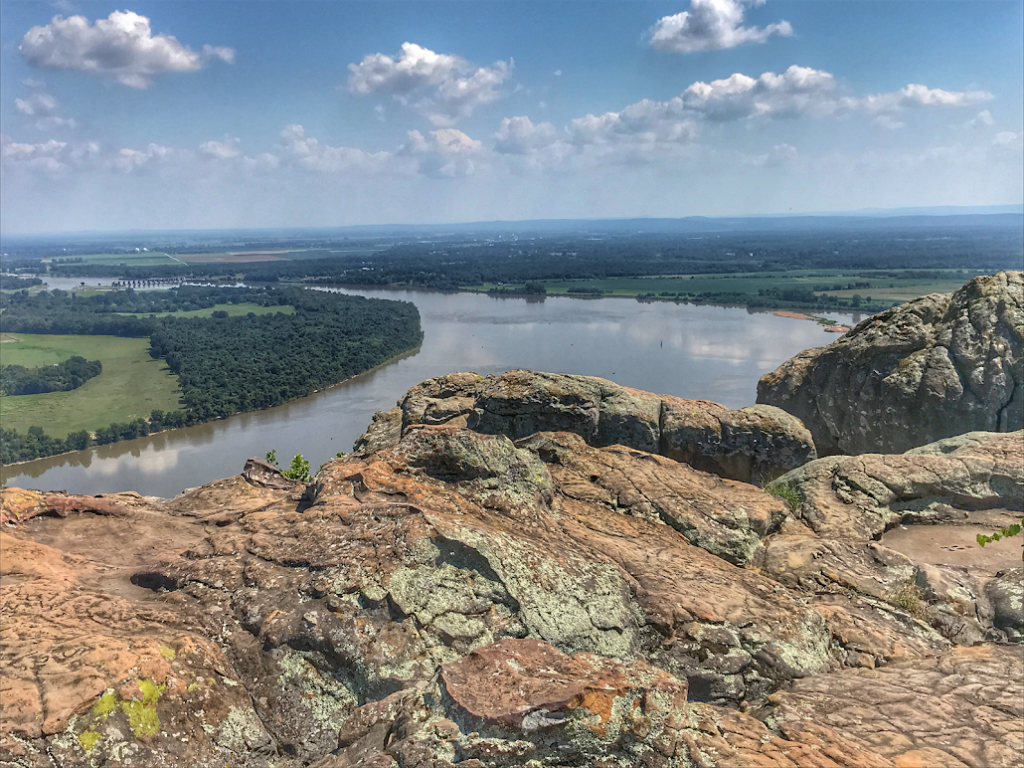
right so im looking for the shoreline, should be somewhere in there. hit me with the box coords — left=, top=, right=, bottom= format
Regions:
left=0, top=341, right=422, bottom=472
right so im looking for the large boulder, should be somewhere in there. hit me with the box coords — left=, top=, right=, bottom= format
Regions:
left=354, top=369, right=816, bottom=484
left=757, top=271, right=1023, bottom=455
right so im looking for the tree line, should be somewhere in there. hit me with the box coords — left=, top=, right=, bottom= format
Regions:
left=0, top=286, right=422, bottom=464
left=0, top=356, right=102, bottom=396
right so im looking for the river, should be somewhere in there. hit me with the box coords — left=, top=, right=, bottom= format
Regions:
left=1, top=288, right=857, bottom=497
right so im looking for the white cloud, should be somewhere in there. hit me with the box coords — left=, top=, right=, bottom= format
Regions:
left=494, top=116, right=560, bottom=154
left=648, top=0, right=793, bottom=54
left=279, top=124, right=390, bottom=174
left=680, top=66, right=838, bottom=120
left=873, top=115, right=905, bottom=131
left=992, top=131, right=1023, bottom=151
left=347, top=42, right=511, bottom=126
left=14, top=88, right=78, bottom=131
left=19, top=11, right=234, bottom=89
left=964, top=109, right=995, bottom=129
left=116, top=143, right=181, bottom=173
left=15, top=92, right=58, bottom=116
left=849, top=84, right=992, bottom=114
left=400, top=128, right=483, bottom=177
left=200, top=137, right=242, bottom=159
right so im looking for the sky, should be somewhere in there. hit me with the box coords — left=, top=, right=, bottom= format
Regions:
left=1, top=0, right=1022, bottom=234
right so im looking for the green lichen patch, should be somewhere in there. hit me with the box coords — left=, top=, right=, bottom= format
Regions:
left=158, top=645, right=177, bottom=659
left=138, top=679, right=166, bottom=706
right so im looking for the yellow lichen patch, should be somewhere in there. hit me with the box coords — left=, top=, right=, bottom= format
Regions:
left=159, top=645, right=177, bottom=660
left=78, top=730, right=102, bottom=752
left=91, top=692, right=118, bottom=719
left=138, top=678, right=166, bottom=706
left=121, top=699, right=161, bottom=738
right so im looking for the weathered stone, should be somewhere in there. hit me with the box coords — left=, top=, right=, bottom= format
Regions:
left=353, top=369, right=817, bottom=483
left=758, top=271, right=1024, bottom=454
left=4, top=374, right=1022, bottom=767
left=769, top=644, right=1024, bottom=768
left=242, top=456, right=300, bottom=490
left=772, top=430, right=1023, bottom=539
left=987, top=567, right=1024, bottom=640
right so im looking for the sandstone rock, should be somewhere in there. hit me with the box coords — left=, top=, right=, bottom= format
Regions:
left=987, top=567, right=1024, bottom=640
left=242, top=456, right=300, bottom=490
left=762, top=430, right=1023, bottom=645
left=768, top=644, right=1024, bottom=768
left=758, top=270, right=1024, bottom=455
left=770, top=430, right=1023, bottom=539
left=3, top=409, right=1021, bottom=767
left=354, top=369, right=817, bottom=483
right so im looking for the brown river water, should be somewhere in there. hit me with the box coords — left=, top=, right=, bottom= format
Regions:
left=2, top=288, right=857, bottom=498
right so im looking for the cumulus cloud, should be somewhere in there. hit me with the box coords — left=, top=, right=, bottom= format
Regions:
left=13, top=86, right=78, bottom=130
left=200, top=137, right=242, bottom=159
left=680, top=66, right=838, bottom=120
left=1, top=134, right=100, bottom=172
left=992, top=131, right=1023, bottom=151
left=400, top=128, right=483, bottom=177
left=965, top=110, right=995, bottom=129
left=15, top=92, right=58, bottom=117
left=648, top=0, right=793, bottom=54
left=493, top=116, right=560, bottom=154
left=279, top=124, right=389, bottom=174
left=19, top=11, right=234, bottom=89
left=116, top=142, right=181, bottom=173
left=347, top=42, right=511, bottom=126
left=849, top=84, right=992, bottom=114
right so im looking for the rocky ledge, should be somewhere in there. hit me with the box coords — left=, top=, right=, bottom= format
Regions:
left=758, top=270, right=1023, bottom=455
left=2, top=373, right=1022, bottom=767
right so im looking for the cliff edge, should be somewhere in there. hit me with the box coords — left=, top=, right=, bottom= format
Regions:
left=757, top=270, right=1023, bottom=455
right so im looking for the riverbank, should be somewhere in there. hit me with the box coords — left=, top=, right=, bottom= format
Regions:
left=1, top=290, right=857, bottom=496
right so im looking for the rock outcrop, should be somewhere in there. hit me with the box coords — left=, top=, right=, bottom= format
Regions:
left=3, top=409, right=1021, bottom=767
left=354, top=369, right=816, bottom=484
left=757, top=271, right=1024, bottom=455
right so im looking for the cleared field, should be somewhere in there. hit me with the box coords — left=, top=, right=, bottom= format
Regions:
left=120, top=302, right=295, bottom=319
left=464, top=270, right=981, bottom=303
left=0, top=334, right=180, bottom=437
left=47, top=253, right=182, bottom=266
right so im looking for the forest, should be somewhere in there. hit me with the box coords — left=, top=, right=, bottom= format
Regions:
left=0, top=356, right=102, bottom=396
left=28, top=223, right=1022, bottom=292
left=0, top=287, right=422, bottom=463
left=0, top=276, right=43, bottom=290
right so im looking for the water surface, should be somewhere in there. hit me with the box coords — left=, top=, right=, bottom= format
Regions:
left=3, top=289, right=854, bottom=497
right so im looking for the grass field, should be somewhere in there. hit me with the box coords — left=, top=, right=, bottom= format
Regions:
left=0, top=334, right=180, bottom=438
left=120, top=302, right=295, bottom=319
left=463, top=269, right=981, bottom=304
left=46, top=252, right=183, bottom=267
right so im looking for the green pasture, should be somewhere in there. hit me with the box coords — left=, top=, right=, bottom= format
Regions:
left=120, top=302, right=295, bottom=319
left=46, top=252, right=182, bottom=267
left=0, top=334, right=180, bottom=437
left=463, top=269, right=981, bottom=303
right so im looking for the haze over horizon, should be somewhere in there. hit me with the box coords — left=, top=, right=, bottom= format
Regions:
left=2, top=0, right=1022, bottom=235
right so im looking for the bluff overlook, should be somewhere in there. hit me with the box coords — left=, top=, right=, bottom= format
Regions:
left=1, top=273, right=1022, bottom=768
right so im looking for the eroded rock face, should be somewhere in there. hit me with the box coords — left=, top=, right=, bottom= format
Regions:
left=2, top=413, right=1021, bottom=767
left=763, top=429, right=1023, bottom=646
left=758, top=271, right=1024, bottom=455
left=354, top=369, right=816, bottom=484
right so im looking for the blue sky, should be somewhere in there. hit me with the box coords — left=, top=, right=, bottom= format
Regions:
left=1, top=0, right=1021, bottom=233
